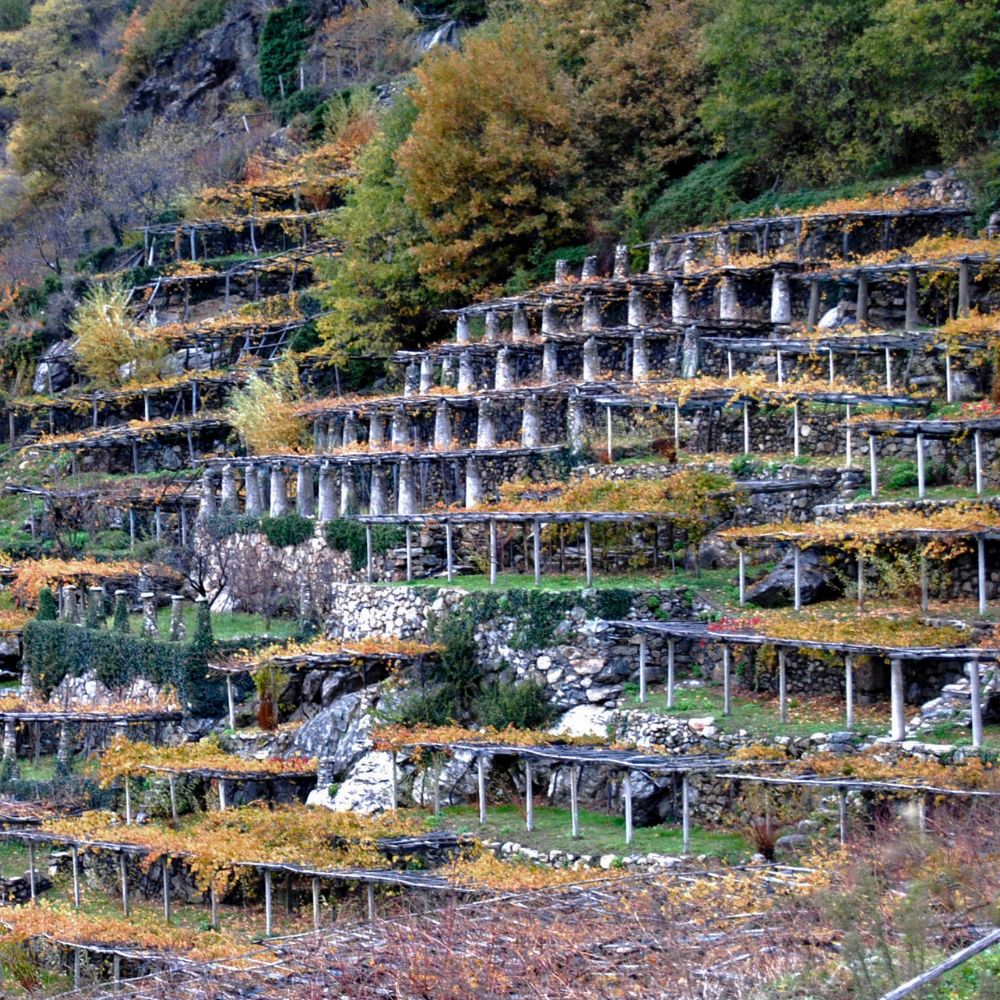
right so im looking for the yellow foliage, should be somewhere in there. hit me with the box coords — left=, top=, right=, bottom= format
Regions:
left=225, top=355, right=306, bottom=455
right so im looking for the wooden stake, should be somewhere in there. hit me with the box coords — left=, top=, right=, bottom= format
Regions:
left=583, top=520, right=593, bottom=586
left=978, top=537, right=988, bottom=616
left=210, top=882, right=218, bottom=930
left=525, top=760, right=534, bottom=832
left=119, top=853, right=129, bottom=916
left=623, top=774, right=633, bottom=846
left=738, top=550, right=746, bottom=605
left=445, top=522, right=454, bottom=582
left=778, top=648, right=788, bottom=724
left=367, top=883, right=376, bottom=922
left=682, top=774, right=691, bottom=855
left=569, top=766, right=580, bottom=838
left=838, top=786, right=847, bottom=845
left=226, top=676, right=236, bottom=730
left=162, top=858, right=171, bottom=922
left=890, top=658, right=905, bottom=741
left=489, top=519, right=498, bottom=586
left=666, top=639, right=675, bottom=710
left=533, top=519, right=542, bottom=586
left=389, top=751, right=398, bottom=811
left=27, top=843, right=35, bottom=900
left=722, top=646, right=731, bottom=715
left=312, top=877, right=321, bottom=931
left=477, top=754, right=487, bottom=824
left=845, top=654, right=854, bottom=730
left=72, top=845, right=81, bottom=908
left=264, top=870, right=273, bottom=935
left=970, top=660, right=984, bottom=749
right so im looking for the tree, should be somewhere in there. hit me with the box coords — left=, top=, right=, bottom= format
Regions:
left=396, top=18, right=588, bottom=297
left=225, top=355, right=306, bottom=455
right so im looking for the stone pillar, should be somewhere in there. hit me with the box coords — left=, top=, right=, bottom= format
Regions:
left=312, top=419, right=327, bottom=453
left=770, top=272, right=792, bottom=324
left=671, top=281, right=690, bottom=322
left=512, top=304, right=529, bottom=342
left=220, top=464, right=238, bottom=512
left=296, top=464, right=315, bottom=517
left=369, top=466, right=388, bottom=515
left=369, top=411, right=386, bottom=448
left=456, top=313, right=470, bottom=344
left=581, top=255, right=598, bottom=279
left=419, top=355, right=434, bottom=395
left=856, top=274, right=869, bottom=324
left=433, top=401, right=453, bottom=449
left=141, top=592, right=158, bottom=637
left=719, top=275, right=739, bottom=321
left=342, top=412, right=359, bottom=449
left=56, top=722, right=72, bottom=772
left=61, top=585, right=77, bottom=622
left=258, top=467, right=270, bottom=512
left=613, top=244, right=629, bottom=279
left=2, top=719, right=18, bottom=779
left=905, top=268, right=919, bottom=331
left=397, top=460, right=417, bottom=515
left=541, top=299, right=558, bottom=335
left=632, top=333, right=650, bottom=382
left=269, top=467, right=288, bottom=517
left=457, top=354, right=475, bottom=394
left=495, top=347, right=514, bottom=390
left=542, top=341, right=559, bottom=383
left=582, top=294, right=601, bottom=332
left=958, top=260, right=970, bottom=318
left=86, top=586, right=104, bottom=628
left=681, top=326, right=700, bottom=378
left=440, top=355, right=456, bottom=388
left=198, top=471, right=217, bottom=521
left=521, top=394, right=541, bottom=448
left=484, top=310, right=500, bottom=343
left=244, top=465, right=263, bottom=516
left=390, top=405, right=410, bottom=447
left=169, top=595, right=186, bottom=641
left=648, top=242, right=666, bottom=274
left=582, top=337, right=600, bottom=382
left=403, top=362, right=420, bottom=397
left=627, top=290, right=646, bottom=327
left=317, top=465, right=336, bottom=523
left=339, top=467, right=357, bottom=516
left=476, top=399, right=497, bottom=448
left=465, top=457, right=483, bottom=508
left=568, top=398, right=586, bottom=451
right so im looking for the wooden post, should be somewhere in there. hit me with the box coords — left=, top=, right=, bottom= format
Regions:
left=793, top=547, right=802, bottom=611
left=666, top=639, right=675, bottom=710
left=365, top=524, right=373, bottom=584
left=312, top=877, right=321, bottom=931
left=219, top=779, right=227, bottom=811
left=27, top=843, right=35, bottom=900
left=916, top=433, right=926, bottom=498
left=405, top=525, right=413, bottom=582
left=978, top=537, right=988, bottom=616
left=845, top=403, right=853, bottom=466
left=920, top=555, right=929, bottom=612
left=958, top=259, right=971, bottom=318
left=623, top=773, right=633, bottom=846
left=162, top=858, right=171, bottom=922
left=367, top=883, right=376, bottom=922
left=856, top=274, right=869, bottom=324
left=226, top=676, right=236, bottom=730
left=838, top=786, right=847, bottom=845
left=525, top=760, right=534, bottom=832
left=742, top=400, right=750, bottom=455
left=74, top=947, right=81, bottom=988
left=806, top=280, right=820, bottom=330
left=845, top=654, right=854, bottom=730
left=210, top=882, right=219, bottom=930
left=477, top=754, right=487, bottom=824
left=638, top=634, right=647, bottom=704
left=569, top=766, right=580, bottom=838
left=869, top=434, right=878, bottom=497
left=389, top=751, right=398, bottom=811
left=857, top=555, right=865, bottom=611
left=828, top=347, right=835, bottom=385
left=945, top=352, right=953, bottom=403
left=905, top=268, right=919, bottom=331
left=792, top=400, right=800, bottom=458
left=884, top=347, right=893, bottom=392
left=728, top=350, right=735, bottom=379
left=489, top=519, right=498, bottom=586
left=264, top=869, right=273, bottom=935
left=722, top=646, right=731, bottom=715
left=445, top=522, right=454, bottom=583
left=890, top=658, right=905, bottom=741
left=168, top=774, right=178, bottom=824
left=682, top=773, right=691, bottom=855
left=975, top=430, right=984, bottom=496
left=778, top=648, right=788, bottom=724
left=124, top=777, right=132, bottom=824
left=583, top=520, right=593, bottom=586
left=969, top=660, right=984, bottom=750
left=605, top=406, right=613, bottom=463
left=775, top=350, right=783, bottom=385
left=673, top=404, right=680, bottom=452
left=738, top=549, right=746, bottom=605
left=533, top=518, right=542, bottom=586
left=119, top=853, right=129, bottom=916
left=71, top=845, right=81, bottom=908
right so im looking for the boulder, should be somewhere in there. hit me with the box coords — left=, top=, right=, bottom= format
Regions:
left=32, top=339, right=75, bottom=394
left=289, top=690, right=373, bottom=780
left=746, top=547, right=839, bottom=608
left=326, top=751, right=396, bottom=815
left=549, top=705, right=612, bottom=739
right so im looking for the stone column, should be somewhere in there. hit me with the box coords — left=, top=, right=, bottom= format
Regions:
left=627, top=290, right=646, bottom=327
left=313, top=418, right=327, bottom=454
left=369, top=466, right=388, bottom=515
left=541, top=299, right=559, bottom=335
left=419, top=355, right=434, bottom=395
left=681, top=326, right=700, bottom=379
left=244, top=465, right=263, bottom=516
left=476, top=399, right=497, bottom=448
left=648, top=242, right=666, bottom=274
left=770, top=272, right=792, bottom=324
left=397, top=460, right=417, bottom=515
left=465, top=457, right=483, bottom=508
left=905, top=268, right=919, bottom=331
left=339, top=467, right=357, bottom=516
left=456, top=313, right=470, bottom=344
left=632, top=333, right=650, bottom=382
left=484, top=310, right=500, bottom=343
left=719, top=275, right=739, bottom=321
left=433, top=401, right=453, bottom=449
left=197, top=471, right=217, bottom=521
left=317, top=465, right=336, bottom=523
left=403, top=362, right=420, bottom=397
left=856, top=274, right=869, bottom=324
left=582, top=337, right=600, bottom=382
left=521, top=394, right=541, bottom=448
left=495, top=347, right=514, bottom=390
left=369, top=411, right=386, bottom=448
left=220, top=464, right=238, bottom=512
left=512, top=304, right=529, bottom=342
left=269, top=467, right=288, bottom=517
left=2, top=719, right=18, bottom=780
left=568, top=398, right=586, bottom=452
left=542, top=341, right=559, bottom=383
left=342, top=412, right=359, bottom=448
left=613, top=244, right=629, bottom=279
left=581, top=255, right=598, bottom=279
left=169, top=595, right=186, bottom=641
left=582, top=294, right=601, bottom=332
left=258, top=467, right=270, bottom=512
left=390, top=405, right=410, bottom=447
left=296, top=464, right=315, bottom=517
left=671, top=281, right=690, bottom=322
left=141, top=592, right=158, bottom=637
left=56, top=722, right=72, bottom=772
left=554, top=259, right=569, bottom=284
left=457, top=354, right=475, bottom=394
left=440, top=355, right=456, bottom=388
left=86, top=586, right=104, bottom=628
left=61, top=585, right=77, bottom=622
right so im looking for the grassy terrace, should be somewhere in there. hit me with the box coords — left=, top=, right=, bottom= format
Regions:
left=432, top=804, right=748, bottom=859
left=127, top=606, right=298, bottom=640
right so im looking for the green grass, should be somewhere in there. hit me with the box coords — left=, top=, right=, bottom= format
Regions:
left=916, top=720, right=1000, bottom=751
left=853, top=483, right=1000, bottom=503
left=925, top=944, right=1000, bottom=998
left=432, top=803, right=748, bottom=859
left=127, top=606, right=298, bottom=640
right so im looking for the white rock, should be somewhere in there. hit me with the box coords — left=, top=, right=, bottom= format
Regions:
left=549, top=705, right=611, bottom=738
left=327, top=752, right=396, bottom=815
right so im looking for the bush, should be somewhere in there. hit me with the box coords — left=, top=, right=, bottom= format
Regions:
left=324, top=519, right=403, bottom=571
left=259, top=3, right=311, bottom=103
left=36, top=587, right=57, bottom=622
left=204, top=512, right=260, bottom=541
left=885, top=460, right=919, bottom=491
left=473, top=681, right=554, bottom=730
left=259, top=513, right=314, bottom=548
